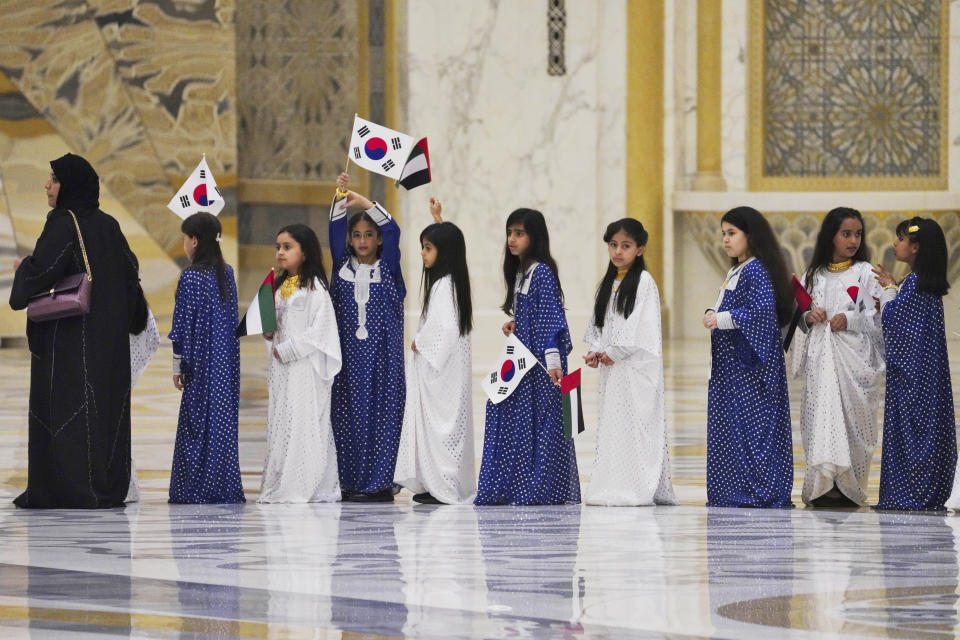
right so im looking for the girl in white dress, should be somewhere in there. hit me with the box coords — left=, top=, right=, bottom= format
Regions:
left=792, top=207, right=884, bottom=507
left=260, top=224, right=342, bottom=503
left=582, top=218, right=677, bottom=506
left=395, top=198, right=476, bottom=504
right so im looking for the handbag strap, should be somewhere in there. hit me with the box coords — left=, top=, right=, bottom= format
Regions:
left=66, top=209, right=92, bottom=282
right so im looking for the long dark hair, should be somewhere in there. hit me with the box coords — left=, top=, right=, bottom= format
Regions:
left=347, top=211, right=383, bottom=258
left=896, top=217, right=949, bottom=296
left=500, top=208, right=563, bottom=314
left=721, top=206, right=793, bottom=326
left=181, top=212, right=229, bottom=301
left=420, top=222, right=472, bottom=336
left=276, top=223, right=328, bottom=290
left=593, top=218, right=648, bottom=328
left=804, top=207, right=870, bottom=288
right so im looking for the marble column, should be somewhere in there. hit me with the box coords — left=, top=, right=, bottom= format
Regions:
left=691, top=0, right=727, bottom=191
left=626, top=0, right=666, bottom=291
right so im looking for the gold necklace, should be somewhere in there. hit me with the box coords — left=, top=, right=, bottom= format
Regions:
left=827, top=259, right=853, bottom=272
left=279, top=274, right=299, bottom=299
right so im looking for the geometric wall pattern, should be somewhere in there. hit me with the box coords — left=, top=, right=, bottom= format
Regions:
left=0, top=0, right=237, bottom=255
left=236, top=1, right=359, bottom=182
left=751, top=0, right=948, bottom=190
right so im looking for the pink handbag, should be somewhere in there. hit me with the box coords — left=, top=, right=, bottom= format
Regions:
left=26, top=210, right=93, bottom=322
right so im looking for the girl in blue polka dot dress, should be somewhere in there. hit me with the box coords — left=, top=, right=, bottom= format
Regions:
left=475, top=208, right=580, bottom=505
left=702, top=206, right=794, bottom=508
left=873, top=217, right=955, bottom=510
left=168, top=212, right=245, bottom=504
left=328, top=173, right=406, bottom=502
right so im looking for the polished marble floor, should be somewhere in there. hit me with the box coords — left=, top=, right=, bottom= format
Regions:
left=1, top=338, right=960, bottom=639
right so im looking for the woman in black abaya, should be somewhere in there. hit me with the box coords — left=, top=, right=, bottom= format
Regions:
left=9, top=152, right=146, bottom=508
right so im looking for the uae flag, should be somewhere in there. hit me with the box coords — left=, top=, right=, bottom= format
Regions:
left=395, top=137, right=431, bottom=190
left=783, top=274, right=813, bottom=353
left=792, top=274, right=812, bottom=311
left=237, top=269, right=276, bottom=337
left=561, top=368, right=585, bottom=440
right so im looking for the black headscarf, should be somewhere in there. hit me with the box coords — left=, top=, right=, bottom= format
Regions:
left=50, top=153, right=100, bottom=212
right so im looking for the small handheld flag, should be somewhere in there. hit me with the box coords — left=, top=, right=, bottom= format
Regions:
left=348, top=115, right=414, bottom=180
left=395, top=137, right=431, bottom=190
left=167, top=155, right=225, bottom=219
left=237, top=269, right=276, bottom=337
left=482, top=334, right=537, bottom=404
left=561, top=368, right=585, bottom=440
left=792, top=275, right=812, bottom=312
left=784, top=274, right=813, bottom=352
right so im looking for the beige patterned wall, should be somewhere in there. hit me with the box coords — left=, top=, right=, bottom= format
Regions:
left=0, top=0, right=237, bottom=256
left=0, top=69, right=182, bottom=334
left=684, top=210, right=960, bottom=284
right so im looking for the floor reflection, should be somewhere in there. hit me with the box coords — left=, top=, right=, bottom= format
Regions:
left=2, top=338, right=960, bottom=637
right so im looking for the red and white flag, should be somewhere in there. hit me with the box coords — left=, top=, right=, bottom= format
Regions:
left=482, top=334, right=537, bottom=404
left=167, top=155, right=224, bottom=219
left=347, top=115, right=414, bottom=180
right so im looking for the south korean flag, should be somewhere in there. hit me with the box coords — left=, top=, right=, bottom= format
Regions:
left=348, top=115, right=414, bottom=180
left=482, top=334, right=538, bottom=404
left=166, top=155, right=225, bottom=219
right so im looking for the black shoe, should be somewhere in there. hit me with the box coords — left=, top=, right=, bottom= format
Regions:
left=810, top=492, right=858, bottom=508
left=345, top=489, right=395, bottom=503
left=412, top=492, right=443, bottom=505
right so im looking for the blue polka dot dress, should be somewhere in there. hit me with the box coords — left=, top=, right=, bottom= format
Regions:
left=876, top=272, right=956, bottom=510
left=167, top=265, right=245, bottom=504
left=328, top=202, right=406, bottom=495
left=707, top=258, right=793, bottom=508
left=475, top=262, right=580, bottom=505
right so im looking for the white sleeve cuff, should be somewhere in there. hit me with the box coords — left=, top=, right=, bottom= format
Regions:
left=544, top=348, right=561, bottom=371
left=330, top=197, right=348, bottom=221
left=880, top=287, right=898, bottom=310
left=274, top=340, right=295, bottom=363
left=366, top=202, right=392, bottom=226
left=715, top=311, right=737, bottom=330
left=172, top=353, right=182, bottom=374
left=604, top=345, right=629, bottom=363
left=842, top=310, right=861, bottom=333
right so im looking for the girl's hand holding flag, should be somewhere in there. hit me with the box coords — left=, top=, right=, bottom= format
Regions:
left=334, top=172, right=374, bottom=210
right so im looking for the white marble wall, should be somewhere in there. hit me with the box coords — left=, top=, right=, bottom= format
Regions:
left=400, top=0, right=627, bottom=360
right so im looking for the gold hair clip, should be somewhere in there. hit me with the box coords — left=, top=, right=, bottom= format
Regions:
left=908, top=224, right=919, bottom=233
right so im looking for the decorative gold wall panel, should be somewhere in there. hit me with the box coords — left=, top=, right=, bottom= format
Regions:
left=748, top=0, right=949, bottom=191
left=235, top=1, right=360, bottom=184
left=0, top=0, right=237, bottom=255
